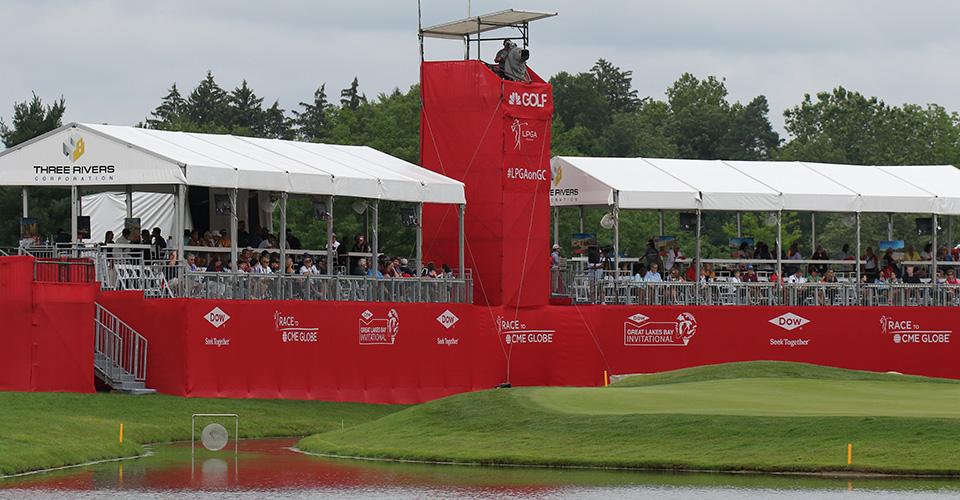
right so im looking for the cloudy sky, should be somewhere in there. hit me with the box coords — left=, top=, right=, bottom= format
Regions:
left=2, top=0, right=959, bottom=134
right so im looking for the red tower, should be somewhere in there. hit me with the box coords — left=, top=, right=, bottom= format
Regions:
left=418, top=10, right=556, bottom=308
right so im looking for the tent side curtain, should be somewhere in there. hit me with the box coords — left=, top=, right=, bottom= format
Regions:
left=0, top=122, right=464, bottom=205
left=551, top=156, right=960, bottom=215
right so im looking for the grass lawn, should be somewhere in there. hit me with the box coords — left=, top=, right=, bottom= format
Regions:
left=298, top=361, right=960, bottom=475
left=0, top=392, right=402, bottom=477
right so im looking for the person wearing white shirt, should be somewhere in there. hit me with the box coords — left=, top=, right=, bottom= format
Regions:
left=664, top=245, right=683, bottom=272
left=299, top=255, right=320, bottom=275
left=644, top=264, right=663, bottom=282
left=252, top=255, right=273, bottom=274
left=787, top=270, right=807, bottom=283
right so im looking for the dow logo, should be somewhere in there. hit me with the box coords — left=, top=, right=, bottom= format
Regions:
left=436, top=309, right=459, bottom=329
left=769, top=312, right=810, bottom=331
left=205, top=307, right=230, bottom=328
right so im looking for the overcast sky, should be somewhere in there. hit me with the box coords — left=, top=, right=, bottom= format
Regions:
left=3, top=0, right=959, bottom=136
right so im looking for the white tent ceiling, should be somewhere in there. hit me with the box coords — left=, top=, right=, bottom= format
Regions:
left=552, top=156, right=958, bottom=215
left=0, top=122, right=465, bottom=205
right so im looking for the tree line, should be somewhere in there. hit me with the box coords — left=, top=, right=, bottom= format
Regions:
left=2, top=60, right=960, bottom=256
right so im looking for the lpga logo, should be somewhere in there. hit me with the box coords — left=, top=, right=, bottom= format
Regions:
left=511, top=119, right=538, bottom=150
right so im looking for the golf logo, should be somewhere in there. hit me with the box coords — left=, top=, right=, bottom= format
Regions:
left=62, top=133, right=85, bottom=162
left=880, top=315, right=951, bottom=344
left=497, top=315, right=555, bottom=345
left=204, top=307, right=230, bottom=328
left=507, top=90, right=549, bottom=108
left=359, top=309, right=399, bottom=345
left=769, top=312, right=810, bottom=331
left=274, top=310, right=318, bottom=343
left=511, top=118, right=537, bottom=150
left=623, top=312, right=697, bottom=346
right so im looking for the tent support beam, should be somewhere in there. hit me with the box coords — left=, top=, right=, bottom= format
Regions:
left=553, top=207, right=559, bottom=247
left=415, top=202, right=423, bottom=276
left=21, top=187, right=28, bottom=218
left=229, top=189, right=238, bottom=272
left=175, top=185, right=184, bottom=263
left=371, top=200, right=379, bottom=276
left=776, top=211, right=783, bottom=288
left=578, top=206, right=584, bottom=233
left=125, top=185, right=133, bottom=219
left=327, top=196, right=335, bottom=276
left=811, top=212, right=816, bottom=251
left=659, top=210, right=665, bottom=236
left=458, top=204, right=466, bottom=279
left=855, top=212, right=862, bottom=299
left=933, top=213, right=939, bottom=299
left=70, top=185, right=78, bottom=244
left=736, top=212, right=741, bottom=238
left=279, top=192, right=288, bottom=278
left=613, top=191, right=620, bottom=276
left=888, top=213, right=894, bottom=241
left=695, top=209, right=702, bottom=303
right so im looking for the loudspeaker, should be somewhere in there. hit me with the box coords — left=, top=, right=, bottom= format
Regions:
left=916, top=217, right=935, bottom=235
left=679, top=212, right=698, bottom=232
left=587, top=245, right=601, bottom=264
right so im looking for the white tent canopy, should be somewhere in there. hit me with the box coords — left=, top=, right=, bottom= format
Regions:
left=0, top=122, right=465, bottom=204
left=82, top=191, right=193, bottom=243
left=551, top=156, right=960, bottom=215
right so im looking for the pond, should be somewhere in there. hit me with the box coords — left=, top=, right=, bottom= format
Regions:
left=2, top=439, right=959, bottom=499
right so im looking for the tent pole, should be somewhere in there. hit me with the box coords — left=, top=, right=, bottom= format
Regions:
left=613, top=191, right=620, bottom=276
left=174, top=185, right=183, bottom=260
left=695, top=208, right=702, bottom=304
left=371, top=200, right=379, bottom=277
left=933, top=213, right=939, bottom=302
left=578, top=206, right=584, bottom=233
left=659, top=210, right=665, bottom=236
left=553, top=207, right=559, bottom=247
left=458, top=204, right=466, bottom=279
left=949, top=216, right=953, bottom=250
left=229, top=188, right=238, bottom=272
left=811, top=212, right=816, bottom=251
left=736, top=212, right=741, bottom=238
left=125, top=185, right=133, bottom=219
left=21, top=187, right=28, bottom=218
left=415, top=202, right=423, bottom=276
left=855, top=212, right=862, bottom=302
left=327, top=196, right=335, bottom=276
left=279, top=192, right=287, bottom=278
left=776, top=211, right=783, bottom=288
left=70, top=185, right=78, bottom=244
left=888, top=213, right=894, bottom=240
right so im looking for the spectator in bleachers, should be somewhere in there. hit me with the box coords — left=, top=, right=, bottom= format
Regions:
left=823, top=269, right=838, bottom=283
left=631, top=263, right=646, bottom=282
left=300, top=254, right=320, bottom=275
left=743, top=264, right=759, bottom=282
left=185, top=253, right=198, bottom=272
left=207, top=255, right=225, bottom=272
left=286, top=228, right=302, bottom=250
left=810, top=245, right=829, bottom=274
left=237, top=221, right=249, bottom=248
left=862, top=247, right=879, bottom=281
left=840, top=244, right=855, bottom=260
left=664, top=243, right=684, bottom=271
left=644, top=263, right=663, bottom=282
left=684, top=259, right=698, bottom=282
left=937, top=246, right=952, bottom=262
left=551, top=244, right=561, bottom=267
left=753, top=241, right=771, bottom=260
left=903, top=244, right=921, bottom=262
left=441, top=263, right=454, bottom=278
left=253, top=254, right=272, bottom=274
left=352, top=257, right=369, bottom=276
left=902, top=265, right=921, bottom=284
left=116, top=228, right=131, bottom=244
left=667, top=266, right=684, bottom=282
left=643, top=239, right=660, bottom=269
left=787, top=268, right=806, bottom=284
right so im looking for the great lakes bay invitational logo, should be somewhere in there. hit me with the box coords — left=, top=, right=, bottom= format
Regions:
left=204, top=307, right=230, bottom=328
left=62, top=133, right=85, bottom=162
left=880, top=315, right=951, bottom=344
left=359, top=309, right=399, bottom=345
left=623, top=312, right=697, bottom=346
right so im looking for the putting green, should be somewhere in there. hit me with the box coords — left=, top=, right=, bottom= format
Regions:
left=528, top=378, right=960, bottom=418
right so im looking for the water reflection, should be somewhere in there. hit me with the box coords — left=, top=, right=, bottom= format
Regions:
left=1, top=439, right=959, bottom=499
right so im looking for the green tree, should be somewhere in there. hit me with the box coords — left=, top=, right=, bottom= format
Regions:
left=719, top=96, right=780, bottom=160
left=184, top=71, right=230, bottom=130
left=294, top=84, right=333, bottom=142
left=144, top=83, right=186, bottom=130
left=0, top=93, right=66, bottom=148
left=664, top=73, right=732, bottom=159
left=259, top=100, right=293, bottom=140
left=228, top=80, right=264, bottom=135
left=339, top=77, right=367, bottom=111
left=550, top=71, right=610, bottom=132
left=590, top=58, right=640, bottom=114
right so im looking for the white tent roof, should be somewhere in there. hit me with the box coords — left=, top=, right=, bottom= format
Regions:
left=421, top=9, right=557, bottom=39
left=0, top=122, right=465, bottom=204
left=801, top=162, right=935, bottom=214
left=878, top=165, right=960, bottom=216
left=723, top=160, right=860, bottom=213
left=550, top=157, right=700, bottom=210
left=551, top=156, right=959, bottom=214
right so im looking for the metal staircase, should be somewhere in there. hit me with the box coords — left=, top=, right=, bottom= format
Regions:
left=94, top=303, right=155, bottom=394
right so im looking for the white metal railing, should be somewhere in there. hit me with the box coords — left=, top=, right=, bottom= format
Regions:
left=94, top=303, right=148, bottom=383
